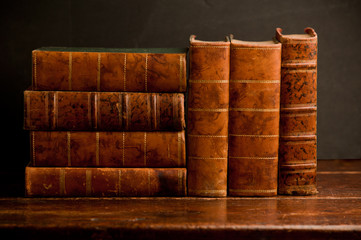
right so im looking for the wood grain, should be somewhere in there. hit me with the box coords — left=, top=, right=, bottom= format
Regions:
left=0, top=160, right=360, bottom=239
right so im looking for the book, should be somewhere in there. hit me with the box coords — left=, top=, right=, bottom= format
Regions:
left=228, top=36, right=281, bottom=196
left=30, top=131, right=185, bottom=167
left=186, top=35, right=230, bottom=197
left=32, top=47, right=187, bottom=92
left=24, top=89, right=185, bottom=131
left=25, top=165, right=187, bottom=197
left=275, top=27, right=318, bottom=195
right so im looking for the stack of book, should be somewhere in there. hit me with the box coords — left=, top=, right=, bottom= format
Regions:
left=23, top=27, right=318, bottom=197
left=24, top=47, right=188, bottom=197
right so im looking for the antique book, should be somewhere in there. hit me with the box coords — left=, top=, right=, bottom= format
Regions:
left=24, top=89, right=185, bottom=131
left=32, top=47, right=187, bottom=92
left=30, top=131, right=185, bottom=167
left=25, top=165, right=187, bottom=197
left=228, top=36, right=281, bottom=196
left=275, top=27, right=318, bottom=195
left=187, top=35, right=230, bottom=197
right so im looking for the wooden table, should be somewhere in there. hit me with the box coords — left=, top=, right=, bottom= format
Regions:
left=0, top=159, right=360, bottom=239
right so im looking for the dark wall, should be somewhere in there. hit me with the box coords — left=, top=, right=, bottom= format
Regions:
left=1, top=0, right=361, bottom=171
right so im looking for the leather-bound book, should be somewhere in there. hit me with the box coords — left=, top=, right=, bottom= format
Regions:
left=187, top=35, right=230, bottom=197
left=228, top=36, right=281, bottom=196
left=32, top=47, right=187, bottom=92
left=24, top=89, right=185, bottom=131
left=275, top=27, right=318, bottom=195
left=30, top=131, right=185, bottom=167
left=25, top=164, right=187, bottom=197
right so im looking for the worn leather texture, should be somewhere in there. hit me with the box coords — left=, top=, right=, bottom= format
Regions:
left=228, top=37, right=281, bottom=196
left=30, top=131, right=185, bottom=167
left=24, top=90, right=185, bottom=131
left=25, top=165, right=187, bottom=197
left=32, top=48, right=187, bottom=92
left=187, top=35, right=230, bottom=197
left=276, top=27, right=318, bottom=195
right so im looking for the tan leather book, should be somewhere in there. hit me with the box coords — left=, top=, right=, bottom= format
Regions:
left=32, top=47, right=187, bottom=92
left=228, top=36, right=281, bottom=196
left=187, top=35, right=230, bottom=197
left=25, top=165, right=187, bottom=197
left=24, top=89, right=185, bottom=131
left=275, top=27, right=318, bottom=195
left=30, top=131, right=185, bottom=167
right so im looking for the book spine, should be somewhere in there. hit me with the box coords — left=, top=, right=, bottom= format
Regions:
left=187, top=36, right=230, bottom=197
left=32, top=50, right=187, bottom=92
left=276, top=28, right=318, bottom=195
left=24, top=91, right=185, bottom=131
left=30, top=131, right=186, bottom=167
left=228, top=39, right=281, bottom=196
left=25, top=166, right=187, bottom=197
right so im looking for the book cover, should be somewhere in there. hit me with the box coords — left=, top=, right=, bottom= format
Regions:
left=32, top=47, right=187, bottom=92
left=30, top=131, right=185, bottom=167
left=24, top=90, right=185, bottom=131
left=186, top=35, right=230, bottom=197
left=228, top=36, right=281, bottom=196
left=275, top=27, right=318, bottom=195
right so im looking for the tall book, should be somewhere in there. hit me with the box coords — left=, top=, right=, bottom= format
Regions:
left=24, top=90, right=185, bottom=131
left=30, top=131, right=185, bottom=167
left=275, top=27, right=318, bottom=195
left=32, top=47, right=187, bottom=92
left=228, top=36, right=281, bottom=196
left=187, top=35, right=230, bottom=197
left=25, top=165, right=187, bottom=197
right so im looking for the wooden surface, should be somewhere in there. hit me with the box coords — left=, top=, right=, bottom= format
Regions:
left=0, top=159, right=360, bottom=239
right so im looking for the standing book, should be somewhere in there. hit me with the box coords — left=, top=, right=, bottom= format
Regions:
left=187, top=35, right=230, bottom=197
left=275, top=27, right=318, bottom=195
left=228, top=36, right=281, bottom=196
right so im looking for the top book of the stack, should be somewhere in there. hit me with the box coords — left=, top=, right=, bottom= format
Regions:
left=32, top=47, right=187, bottom=92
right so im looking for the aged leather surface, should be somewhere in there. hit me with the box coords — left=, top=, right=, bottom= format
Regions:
left=32, top=49, right=187, bottom=92
left=275, top=27, right=318, bottom=195
left=187, top=35, right=230, bottom=197
left=228, top=37, right=281, bottom=196
left=24, top=90, right=185, bottom=131
left=30, top=131, right=185, bottom=167
left=25, top=166, right=187, bottom=197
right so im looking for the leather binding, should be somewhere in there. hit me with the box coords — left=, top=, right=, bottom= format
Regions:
left=228, top=36, right=281, bottom=196
left=30, top=131, right=185, bottom=167
left=275, top=28, right=318, bottom=195
left=32, top=47, right=187, bottom=92
left=187, top=35, right=230, bottom=197
left=25, top=164, right=187, bottom=197
left=24, top=89, right=185, bottom=131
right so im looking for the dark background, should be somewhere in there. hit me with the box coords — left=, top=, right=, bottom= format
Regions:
left=1, top=0, right=360, bottom=195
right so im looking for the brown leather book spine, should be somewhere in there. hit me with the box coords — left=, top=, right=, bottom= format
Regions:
left=275, top=28, right=318, bottom=195
left=228, top=37, right=281, bottom=196
left=30, top=131, right=185, bottom=167
left=25, top=166, right=187, bottom=197
left=32, top=49, right=187, bottom=92
left=24, top=90, right=185, bottom=131
left=187, top=35, right=230, bottom=197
